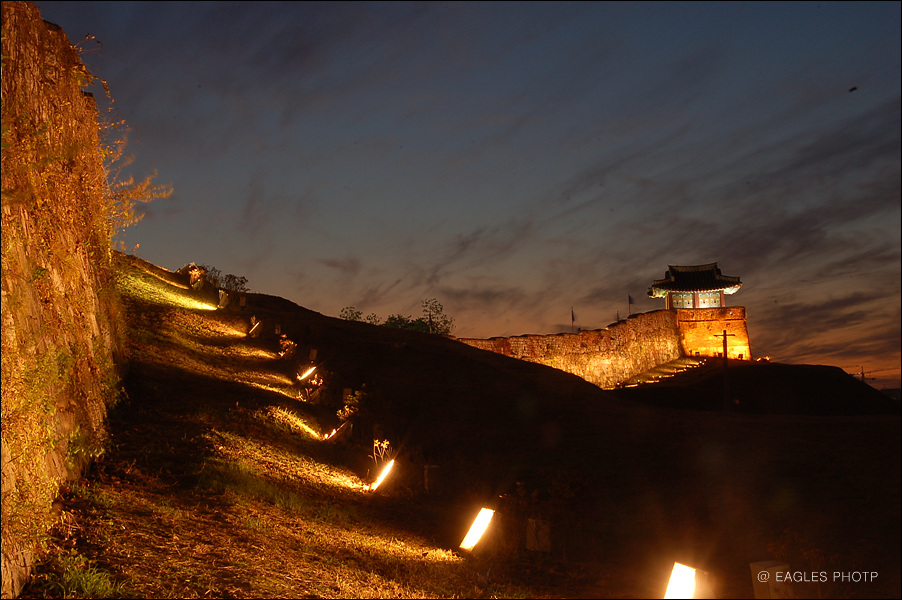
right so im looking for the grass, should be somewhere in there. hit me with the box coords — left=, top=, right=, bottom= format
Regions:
left=18, top=253, right=902, bottom=599
left=31, top=552, right=126, bottom=599
left=20, top=254, right=545, bottom=599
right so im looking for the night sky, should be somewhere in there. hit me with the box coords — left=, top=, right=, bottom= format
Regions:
left=37, top=2, right=901, bottom=389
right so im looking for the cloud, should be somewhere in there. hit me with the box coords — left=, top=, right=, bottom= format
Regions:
left=770, top=96, right=901, bottom=184
left=36, top=1, right=900, bottom=381
left=419, top=218, right=538, bottom=286
left=316, top=256, right=362, bottom=276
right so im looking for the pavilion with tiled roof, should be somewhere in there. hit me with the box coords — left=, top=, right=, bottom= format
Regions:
left=648, top=263, right=741, bottom=310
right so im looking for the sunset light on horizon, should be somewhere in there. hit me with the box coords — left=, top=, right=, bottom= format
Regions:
left=38, top=1, right=901, bottom=389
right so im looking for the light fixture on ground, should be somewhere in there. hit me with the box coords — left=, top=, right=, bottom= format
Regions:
left=459, top=508, right=495, bottom=552
left=664, top=562, right=714, bottom=599
left=369, top=459, right=395, bottom=491
left=322, top=420, right=350, bottom=441
left=247, top=321, right=262, bottom=337
left=297, top=365, right=316, bottom=381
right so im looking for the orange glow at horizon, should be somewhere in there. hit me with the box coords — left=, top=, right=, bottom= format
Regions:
left=459, top=508, right=494, bottom=551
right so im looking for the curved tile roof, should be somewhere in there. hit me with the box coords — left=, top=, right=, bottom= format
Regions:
left=648, top=263, right=741, bottom=297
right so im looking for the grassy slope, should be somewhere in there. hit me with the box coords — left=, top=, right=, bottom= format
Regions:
left=22, top=253, right=901, bottom=598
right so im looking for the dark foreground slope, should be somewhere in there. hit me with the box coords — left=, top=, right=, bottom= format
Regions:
left=25, top=254, right=901, bottom=599
left=613, top=359, right=899, bottom=415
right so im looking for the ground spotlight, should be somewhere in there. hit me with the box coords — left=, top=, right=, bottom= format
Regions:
left=297, top=365, right=316, bottom=381
left=247, top=321, right=262, bottom=337
left=369, top=459, right=395, bottom=491
left=459, top=507, right=495, bottom=552
left=664, top=562, right=713, bottom=599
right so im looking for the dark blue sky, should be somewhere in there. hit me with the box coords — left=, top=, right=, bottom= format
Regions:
left=38, top=1, right=901, bottom=388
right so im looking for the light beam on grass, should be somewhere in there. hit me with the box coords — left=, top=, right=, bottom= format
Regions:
left=244, top=371, right=295, bottom=397
left=176, top=296, right=217, bottom=311
left=239, top=346, right=278, bottom=360
left=369, top=459, right=395, bottom=491
left=215, top=322, right=248, bottom=339
left=125, top=271, right=217, bottom=311
left=265, top=407, right=322, bottom=439
left=459, top=508, right=494, bottom=551
left=208, top=428, right=362, bottom=491
left=134, top=262, right=192, bottom=290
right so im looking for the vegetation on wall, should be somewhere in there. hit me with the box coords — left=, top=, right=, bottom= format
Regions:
left=1, top=3, right=166, bottom=596
left=105, top=127, right=172, bottom=247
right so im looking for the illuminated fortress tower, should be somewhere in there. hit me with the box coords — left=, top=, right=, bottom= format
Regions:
left=648, top=263, right=742, bottom=309
left=649, top=263, right=751, bottom=360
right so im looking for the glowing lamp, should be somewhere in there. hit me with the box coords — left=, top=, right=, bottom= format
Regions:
left=297, top=365, right=317, bottom=381
left=459, top=508, right=495, bottom=551
left=665, top=563, right=697, bottom=598
left=664, top=562, right=713, bottom=599
left=247, top=321, right=262, bottom=337
left=322, top=421, right=350, bottom=442
left=369, top=459, right=395, bottom=491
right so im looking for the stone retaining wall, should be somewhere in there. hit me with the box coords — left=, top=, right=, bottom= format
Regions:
left=676, top=307, right=751, bottom=360
left=457, top=308, right=751, bottom=389
left=457, top=310, right=684, bottom=389
left=2, top=4, right=124, bottom=596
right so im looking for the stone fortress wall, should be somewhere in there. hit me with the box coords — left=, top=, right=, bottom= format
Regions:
left=457, top=307, right=751, bottom=390
left=2, top=4, right=126, bottom=596
left=675, top=307, right=751, bottom=361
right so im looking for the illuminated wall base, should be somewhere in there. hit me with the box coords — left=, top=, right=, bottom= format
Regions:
left=676, top=307, right=751, bottom=360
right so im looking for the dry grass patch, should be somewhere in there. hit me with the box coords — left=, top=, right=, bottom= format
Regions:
left=22, top=256, right=544, bottom=599
left=24, top=254, right=897, bottom=599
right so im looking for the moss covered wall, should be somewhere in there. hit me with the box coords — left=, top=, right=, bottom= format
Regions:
left=1, top=3, right=125, bottom=597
